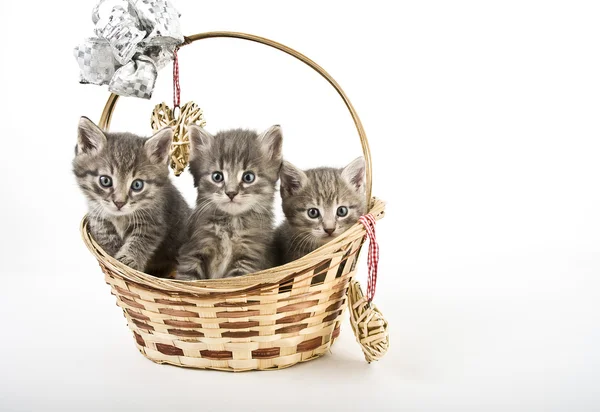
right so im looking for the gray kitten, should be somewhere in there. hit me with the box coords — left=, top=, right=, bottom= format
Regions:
left=73, top=117, right=191, bottom=277
left=176, top=125, right=283, bottom=280
left=274, top=157, right=367, bottom=264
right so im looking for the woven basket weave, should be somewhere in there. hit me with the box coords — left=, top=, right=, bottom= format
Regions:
left=81, top=32, right=386, bottom=372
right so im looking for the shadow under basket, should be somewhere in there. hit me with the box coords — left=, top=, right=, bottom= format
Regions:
left=80, top=31, right=387, bottom=372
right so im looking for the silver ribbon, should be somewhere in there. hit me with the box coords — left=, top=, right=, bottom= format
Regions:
left=74, top=0, right=183, bottom=99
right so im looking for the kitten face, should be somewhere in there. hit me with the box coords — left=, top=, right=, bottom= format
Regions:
left=187, top=126, right=283, bottom=216
left=73, top=117, right=173, bottom=217
left=280, top=157, right=367, bottom=245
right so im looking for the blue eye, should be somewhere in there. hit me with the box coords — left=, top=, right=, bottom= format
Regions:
left=307, top=208, right=320, bottom=219
left=131, top=179, right=144, bottom=192
left=242, top=171, right=255, bottom=183
left=99, top=175, right=112, bottom=188
left=337, top=206, right=348, bottom=217
left=212, top=171, right=224, bottom=183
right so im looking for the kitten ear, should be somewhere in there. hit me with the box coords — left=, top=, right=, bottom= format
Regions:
left=341, top=156, right=366, bottom=192
left=145, top=127, right=173, bottom=164
left=187, top=125, right=214, bottom=160
left=258, top=125, right=283, bottom=163
left=77, top=116, right=106, bottom=156
left=280, top=161, right=307, bottom=196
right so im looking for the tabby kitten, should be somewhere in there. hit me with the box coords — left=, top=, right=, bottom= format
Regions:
left=274, top=157, right=367, bottom=264
left=176, top=125, right=283, bottom=280
left=73, top=117, right=191, bottom=277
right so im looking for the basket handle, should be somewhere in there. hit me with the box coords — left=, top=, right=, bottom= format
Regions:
left=98, top=31, right=373, bottom=205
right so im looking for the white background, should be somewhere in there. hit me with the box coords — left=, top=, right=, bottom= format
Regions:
left=1, top=1, right=599, bottom=411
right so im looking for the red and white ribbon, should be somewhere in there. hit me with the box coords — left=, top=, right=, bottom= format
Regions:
left=172, top=47, right=181, bottom=109
left=359, top=214, right=379, bottom=302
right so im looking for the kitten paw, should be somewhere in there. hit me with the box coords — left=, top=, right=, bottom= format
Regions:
left=174, top=271, right=199, bottom=281
left=116, top=253, right=143, bottom=271
left=176, top=259, right=206, bottom=280
left=224, top=269, right=246, bottom=278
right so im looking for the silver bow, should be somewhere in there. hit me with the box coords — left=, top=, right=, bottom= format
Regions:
left=74, top=0, right=183, bottom=99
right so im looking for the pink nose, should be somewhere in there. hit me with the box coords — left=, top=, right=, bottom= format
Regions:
left=324, top=228, right=335, bottom=236
left=113, top=201, right=126, bottom=210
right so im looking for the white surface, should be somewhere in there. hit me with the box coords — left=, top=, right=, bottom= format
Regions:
left=1, top=1, right=599, bottom=411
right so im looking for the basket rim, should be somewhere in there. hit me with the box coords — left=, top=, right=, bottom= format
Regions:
left=80, top=198, right=385, bottom=293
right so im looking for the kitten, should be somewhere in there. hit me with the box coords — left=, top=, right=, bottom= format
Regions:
left=73, top=117, right=191, bottom=277
left=176, top=125, right=283, bottom=280
left=274, top=157, right=367, bottom=264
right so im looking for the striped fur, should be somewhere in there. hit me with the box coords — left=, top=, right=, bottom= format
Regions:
left=176, top=125, right=283, bottom=280
left=73, top=117, right=191, bottom=277
left=275, top=157, right=367, bottom=264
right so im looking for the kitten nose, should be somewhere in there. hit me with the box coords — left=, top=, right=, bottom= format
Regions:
left=324, top=228, right=335, bottom=236
left=113, top=200, right=126, bottom=210
left=226, top=191, right=238, bottom=200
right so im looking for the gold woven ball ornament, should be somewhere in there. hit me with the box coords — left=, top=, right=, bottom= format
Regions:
left=150, top=101, right=206, bottom=176
left=348, top=280, right=390, bottom=363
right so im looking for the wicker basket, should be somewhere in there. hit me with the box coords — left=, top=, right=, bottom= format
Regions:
left=81, top=32, right=386, bottom=372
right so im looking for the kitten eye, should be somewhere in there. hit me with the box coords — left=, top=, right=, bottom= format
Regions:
left=307, top=208, right=320, bottom=219
left=212, top=172, right=224, bottom=183
left=242, top=171, right=255, bottom=183
left=131, top=179, right=144, bottom=192
left=99, top=175, right=112, bottom=188
left=337, top=206, right=349, bottom=217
